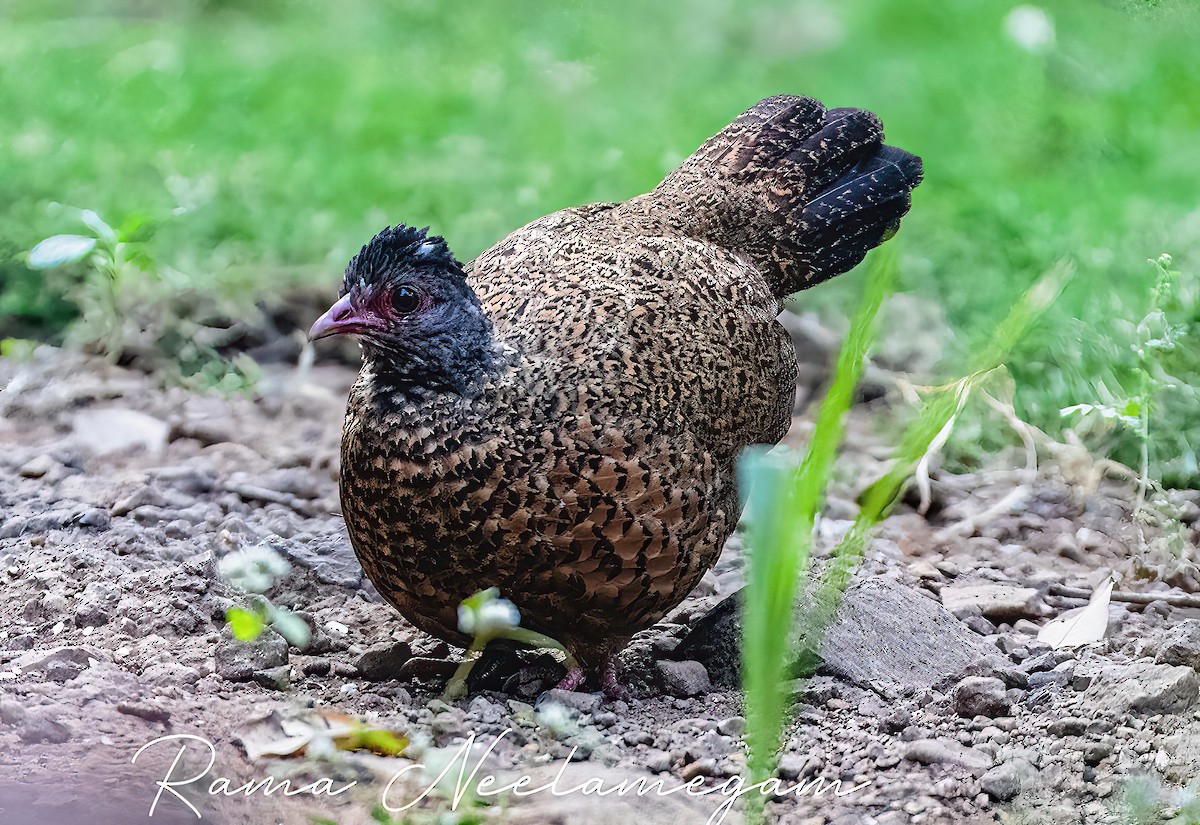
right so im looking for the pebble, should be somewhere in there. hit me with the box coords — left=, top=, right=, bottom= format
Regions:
left=905, top=738, right=993, bottom=773
left=623, top=729, right=653, bottom=746
left=253, top=665, right=291, bottom=690
left=0, top=701, right=28, bottom=726
left=18, top=454, right=59, bottom=478
left=656, top=660, right=711, bottom=697
left=717, top=716, right=745, bottom=737
left=540, top=689, right=602, bottom=714
left=1047, top=717, right=1088, bottom=737
left=353, top=640, right=413, bottom=681
left=681, top=758, right=717, bottom=780
left=1084, top=663, right=1198, bottom=714
left=980, top=762, right=1023, bottom=801
left=1155, top=619, right=1200, bottom=670
left=953, top=676, right=1010, bottom=718
left=941, top=585, right=1047, bottom=621
left=214, top=634, right=288, bottom=682
left=18, top=714, right=71, bottom=744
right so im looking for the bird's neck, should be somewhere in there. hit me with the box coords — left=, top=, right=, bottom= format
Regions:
left=354, top=344, right=505, bottom=422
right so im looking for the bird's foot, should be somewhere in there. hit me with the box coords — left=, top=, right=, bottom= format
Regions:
left=554, top=666, right=587, bottom=692
left=600, top=655, right=630, bottom=701
left=553, top=656, right=630, bottom=699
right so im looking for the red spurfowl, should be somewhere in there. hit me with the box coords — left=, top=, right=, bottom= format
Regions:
left=311, top=96, right=922, bottom=694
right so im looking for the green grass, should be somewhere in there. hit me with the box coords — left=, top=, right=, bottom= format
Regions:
left=739, top=257, right=1070, bottom=821
left=740, top=249, right=895, bottom=819
left=2, top=0, right=1199, bottom=473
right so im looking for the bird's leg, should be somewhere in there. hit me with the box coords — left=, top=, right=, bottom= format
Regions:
left=600, top=655, right=630, bottom=701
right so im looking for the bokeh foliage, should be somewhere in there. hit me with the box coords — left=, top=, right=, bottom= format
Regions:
left=1, top=0, right=1197, bottom=479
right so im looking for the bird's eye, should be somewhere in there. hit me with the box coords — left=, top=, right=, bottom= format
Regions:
left=391, top=286, right=420, bottom=315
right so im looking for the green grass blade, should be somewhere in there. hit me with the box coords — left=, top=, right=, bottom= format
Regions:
left=798, top=260, right=1075, bottom=664
left=740, top=248, right=897, bottom=815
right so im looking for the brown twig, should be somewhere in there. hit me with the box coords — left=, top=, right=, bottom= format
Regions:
left=1048, top=583, right=1200, bottom=609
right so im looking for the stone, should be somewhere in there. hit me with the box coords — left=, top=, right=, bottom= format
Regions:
left=940, top=585, right=1047, bottom=621
left=0, top=701, right=28, bottom=726
left=18, top=714, right=71, bottom=745
left=1047, top=717, right=1089, bottom=737
left=1083, top=663, right=1198, bottom=715
left=252, top=665, right=291, bottom=690
left=13, top=646, right=103, bottom=677
left=214, top=634, right=288, bottom=682
left=818, top=578, right=1003, bottom=692
left=18, top=455, right=58, bottom=479
left=1156, top=620, right=1200, bottom=670
left=980, top=762, right=1024, bottom=801
left=656, top=660, right=711, bottom=697
left=354, top=640, right=413, bottom=681
left=717, top=716, right=745, bottom=737
left=905, top=738, right=993, bottom=774
left=953, top=676, right=1010, bottom=717
left=72, top=407, right=168, bottom=456
left=540, top=689, right=603, bottom=714
left=397, top=657, right=459, bottom=682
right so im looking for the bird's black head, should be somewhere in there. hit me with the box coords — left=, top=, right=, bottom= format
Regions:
left=309, top=225, right=496, bottom=392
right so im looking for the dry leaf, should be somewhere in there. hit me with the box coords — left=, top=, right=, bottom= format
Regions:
left=239, top=710, right=408, bottom=761
left=1037, top=576, right=1115, bottom=649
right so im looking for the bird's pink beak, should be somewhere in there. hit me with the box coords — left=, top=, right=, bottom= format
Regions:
left=309, top=294, right=362, bottom=341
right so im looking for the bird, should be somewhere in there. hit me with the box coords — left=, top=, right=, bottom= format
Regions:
left=310, top=95, right=922, bottom=696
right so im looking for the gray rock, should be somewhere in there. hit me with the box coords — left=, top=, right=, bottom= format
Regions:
left=354, top=640, right=412, bottom=681
left=18, top=455, right=58, bottom=479
left=540, top=689, right=603, bottom=714
left=1047, top=717, right=1089, bottom=736
left=819, top=578, right=1003, bottom=692
left=397, top=657, right=458, bottom=682
left=214, top=634, right=288, bottom=682
left=717, top=716, right=745, bottom=737
left=275, top=535, right=366, bottom=590
left=252, top=665, right=291, bottom=690
left=980, top=762, right=1024, bottom=801
left=656, top=660, right=711, bottom=697
left=1156, top=620, right=1200, bottom=670
left=0, top=701, right=28, bottom=726
left=13, top=646, right=103, bottom=676
left=1083, top=740, right=1113, bottom=765
left=1084, top=663, right=1198, bottom=714
left=953, top=676, right=1010, bottom=717
left=940, top=584, right=1048, bottom=621
left=18, top=714, right=71, bottom=745
left=905, top=738, right=993, bottom=774
left=73, top=407, right=168, bottom=456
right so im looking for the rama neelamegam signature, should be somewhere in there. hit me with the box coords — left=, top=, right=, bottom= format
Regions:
left=132, top=730, right=870, bottom=825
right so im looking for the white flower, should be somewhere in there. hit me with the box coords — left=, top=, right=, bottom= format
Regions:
left=218, top=544, right=291, bottom=593
left=1005, top=6, right=1055, bottom=53
left=457, top=588, right=522, bottom=638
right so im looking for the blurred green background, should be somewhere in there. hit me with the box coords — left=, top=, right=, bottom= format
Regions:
left=1, top=0, right=1198, bottom=479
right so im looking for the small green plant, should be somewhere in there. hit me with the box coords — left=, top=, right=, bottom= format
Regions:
left=443, top=587, right=578, bottom=700
left=1062, top=253, right=1198, bottom=516
left=0, top=337, right=40, bottom=362
left=25, top=204, right=261, bottom=393
left=219, top=544, right=311, bottom=649
left=739, top=253, right=1071, bottom=823
left=27, top=206, right=157, bottom=358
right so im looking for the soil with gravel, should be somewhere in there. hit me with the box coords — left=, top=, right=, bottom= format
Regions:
left=2, top=332, right=1199, bottom=825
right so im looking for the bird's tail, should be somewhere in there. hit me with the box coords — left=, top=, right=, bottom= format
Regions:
left=649, top=95, right=923, bottom=298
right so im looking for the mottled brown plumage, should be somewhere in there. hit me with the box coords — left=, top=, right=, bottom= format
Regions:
left=311, top=96, right=922, bottom=688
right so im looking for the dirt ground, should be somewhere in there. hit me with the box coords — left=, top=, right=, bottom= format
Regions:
left=2, top=333, right=1199, bottom=825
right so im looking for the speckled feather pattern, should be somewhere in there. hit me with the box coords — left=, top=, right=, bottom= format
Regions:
left=338, top=96, right=922, bottom=667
